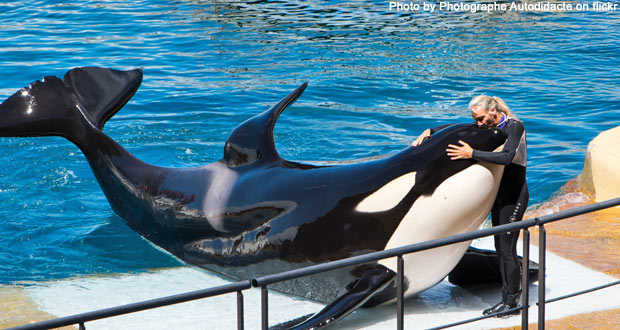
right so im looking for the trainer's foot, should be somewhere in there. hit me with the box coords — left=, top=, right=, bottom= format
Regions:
left=483, top=301, right=520, bottom=317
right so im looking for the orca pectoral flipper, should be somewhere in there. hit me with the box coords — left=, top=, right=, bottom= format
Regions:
left=274, top=264, right=395, bottom=330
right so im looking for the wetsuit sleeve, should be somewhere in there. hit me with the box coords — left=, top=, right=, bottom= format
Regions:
left=471, top=121, right=524, bottom=165
left=429, top=123, right=454, bottom=135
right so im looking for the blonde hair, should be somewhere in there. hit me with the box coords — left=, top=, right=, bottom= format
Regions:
left=469, top=95, right=517, bottom=120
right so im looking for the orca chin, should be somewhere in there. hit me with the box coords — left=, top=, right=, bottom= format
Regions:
left=1, top=67, right=510, bottom=329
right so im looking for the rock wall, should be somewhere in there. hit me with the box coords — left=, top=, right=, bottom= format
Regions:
left=578, top=126, right=620, bottom=202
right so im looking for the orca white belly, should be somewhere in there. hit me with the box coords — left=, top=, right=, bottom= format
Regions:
left=377, top=162, right=504, bottom=300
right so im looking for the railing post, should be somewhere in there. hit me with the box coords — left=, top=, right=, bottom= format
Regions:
left=397, top=255, right=405, bottom=330
left=538, top=225, right=546, bottom=330
left=237, top=290, right=244, bottom=330
left=261, top=286, right=268, bottom=330
left=521, top=228, right=530, bottom=330
left=11, top=198, right=620, bottom=330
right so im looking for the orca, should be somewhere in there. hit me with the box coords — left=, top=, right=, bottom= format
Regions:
left=1, top=67, right=516, bottom=329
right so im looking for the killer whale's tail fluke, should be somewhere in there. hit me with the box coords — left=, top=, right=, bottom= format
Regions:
left=0, top=67, right=142, bottom=141
left=63, top=67, right=143, bottom=130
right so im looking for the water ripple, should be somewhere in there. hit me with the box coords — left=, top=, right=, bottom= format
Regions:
left=0, top=0, right=618, bottom=282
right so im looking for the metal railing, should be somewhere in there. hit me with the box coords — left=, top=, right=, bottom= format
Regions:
left=6, top=196, right=620, bottom=330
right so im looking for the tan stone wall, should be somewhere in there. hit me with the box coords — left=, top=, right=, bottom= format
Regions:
left=578, top=126, right=620, bottom=202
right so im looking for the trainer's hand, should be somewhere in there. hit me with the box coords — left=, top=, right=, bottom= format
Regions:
left=411, top=129, right=431, bottom=147
left=446, top=140, right=473, bottom=160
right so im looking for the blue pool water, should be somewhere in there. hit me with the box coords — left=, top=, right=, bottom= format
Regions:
left=0, top=1, right=619, bottom=284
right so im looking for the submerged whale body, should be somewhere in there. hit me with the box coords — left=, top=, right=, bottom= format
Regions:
left=1, top=67, right=513, bottom=329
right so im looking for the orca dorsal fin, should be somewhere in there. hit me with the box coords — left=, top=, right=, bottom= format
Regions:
left=63, top=67, right=143, bottom=130
left=222, top=82, right=308, bottom=167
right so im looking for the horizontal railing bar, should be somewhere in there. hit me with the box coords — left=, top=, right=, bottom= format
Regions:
left=8, top=197, right=620, bottom=330
left=254, top=197, right=620, bottom=287
left=5, top=280, right=252, bottom=330
left=538, top=279, right=620, bottom=305
left=253, top=219, right=536, bottom=287
left=426, top=305, right=527, bottom=330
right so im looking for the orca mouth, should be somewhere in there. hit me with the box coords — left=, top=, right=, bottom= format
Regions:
left=474, top=123, right=495, bottom=129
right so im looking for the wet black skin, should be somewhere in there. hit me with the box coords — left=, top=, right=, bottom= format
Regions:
left=1, top=68, right=507, bottom=327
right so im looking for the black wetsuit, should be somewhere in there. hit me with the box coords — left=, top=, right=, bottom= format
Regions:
left=432, top=118, right=528, bottom=296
